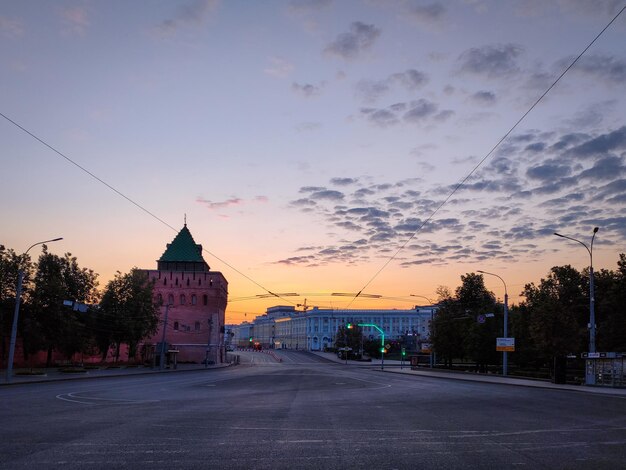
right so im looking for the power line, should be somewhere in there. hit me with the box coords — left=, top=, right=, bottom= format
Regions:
left=0, top=114, right=296, bottom=307
left=346, top=5, right=626, bottom=308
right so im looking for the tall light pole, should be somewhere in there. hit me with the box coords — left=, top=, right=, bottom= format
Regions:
left=476, top=270, right=509, bottom=376
left=410, top=294, right=435, bottom=368
left=554, top=227, right=599, bottom=385
left=6, top=237, right=63, bottom=383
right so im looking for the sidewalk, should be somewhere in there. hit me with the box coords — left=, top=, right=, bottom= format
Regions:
left=309, top=351, right=626, bottom=397
left=1, top=362, right=232, bottom=386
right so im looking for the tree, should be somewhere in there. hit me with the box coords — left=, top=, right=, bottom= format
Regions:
left=334, top=323, right=363, bottom=358
left=431, top=274, right=498, bottom=370
left=27, top=248, right=99, bottom=366
left=521, top=265, right=585, bottom=365
left=98, top=269, right=159, bottom=362
left=596, top=254, right=626, bottom=351
left=0, top=245, right=34, bottom=366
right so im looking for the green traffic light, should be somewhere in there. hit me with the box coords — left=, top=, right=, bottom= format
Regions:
left=346, top=323, right=352, bottom=329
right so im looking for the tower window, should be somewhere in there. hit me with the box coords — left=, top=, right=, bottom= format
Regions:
left=180, top=294, right=186, bottom=305
left=174, top=322, right=179, bottom=331
left=195, top=321, right=201, bottom=331
left=168, top=294, right=174, bottom=305
left=191, top=295, right=197, bottom=305
left=203, top=295, right=208, bottom=306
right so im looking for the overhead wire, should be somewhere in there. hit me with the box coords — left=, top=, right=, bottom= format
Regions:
left=346, top=5, right=626, bottom=308
left=0, top=112, right=297, bottom=307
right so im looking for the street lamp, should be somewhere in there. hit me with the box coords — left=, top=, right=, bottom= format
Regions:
left=554, top=227, right=599, bottom=384
left=476, top=270, right=509, bottom=376
left=410, top=294, right=436, bottom=368
left=6, top=237, right=63, bottom=383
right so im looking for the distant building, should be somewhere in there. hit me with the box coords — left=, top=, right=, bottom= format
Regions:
left=143, top=224, right=228, bottom=364
left=232, top=304, right=436, bottom=351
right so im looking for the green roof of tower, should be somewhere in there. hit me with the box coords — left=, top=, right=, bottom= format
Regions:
left=158, top=225, right=207, bottom=264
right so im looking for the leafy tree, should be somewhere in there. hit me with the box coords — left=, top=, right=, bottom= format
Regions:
left=98, top=269, right=159, bottom=362
left=431, top=274, right=498, bottom=369
left=0, top=245, right=34, bottom=365
left=596, top=254, right=626, bottom=351
left=334, top=324, right=363, bottom=358
left=27, top=248, right=99, bottom=365
left=521, top=265, right=585, bottom=364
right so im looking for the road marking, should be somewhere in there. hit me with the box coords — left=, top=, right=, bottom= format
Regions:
left=56, top=392, right=160, bottom=406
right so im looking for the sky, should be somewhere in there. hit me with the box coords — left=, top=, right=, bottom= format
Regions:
left=1, top=0, right=625, bottom=324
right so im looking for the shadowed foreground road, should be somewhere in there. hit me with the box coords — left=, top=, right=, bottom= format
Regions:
left=1, top=350, right=625, bottom=469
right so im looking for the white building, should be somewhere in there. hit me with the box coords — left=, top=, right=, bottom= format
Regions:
left=232, top=305, right=437, bottom=351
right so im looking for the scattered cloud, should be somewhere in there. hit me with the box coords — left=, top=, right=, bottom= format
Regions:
left=278, top=126, right=626, bottom=268
left=325, top=21, right=381, bottom=60
left=196, top=195, right=268, bottom=211
left=61, top=6, right=90, bottom=36
left=470, top=90, right=497, bottom=105
left=356, top=69, right=428, bottom=102
left=561, top=54, right=626, bottom=86
left=154, top=0, right=219, bottom=37
left=292, top=81, right=324, bottom=97
left=405, top=2, right=447, bottom=24
left=288, top=0, right=333, bottom=13
left=458, top=43, right=524, bottom=78
left=330, top=177, right=358, bottom=186
left=360, top=99, right=451, bottom=127
left=0, top=16, right=24, bottom=38
left=265, top=57, right=295, bottom=78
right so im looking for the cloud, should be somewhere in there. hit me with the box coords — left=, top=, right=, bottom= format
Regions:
left=155, top=0, right=219, bottom=37
left=568, top=126, right=626, bottom=158
left=360, top=99, right=445, bottom=127
left=196, top=196, right=242, bottom=210
left=526, top=162, right=572, bottom=181
left=470, top=90, right=497, bottom=105
left=391, top=69, right=429, bottom=90
left=292, top=82, right=323, bottom=97
left=325, top=22, right=381, bottom=60
left=288, top=0, right=333, bottom=13
left=296, top=121, right=322, bottom=132
left=0, top=16, right=23, bottom=38
left=356, top=69, right=428, bottom=102
left=458, top=44, right=524, bottom=78
left=196, top=195, right=267, bottom=210
left=405, top=2, right=447, bottom=24
left=404, top=99, right=438, bottom=122
left=579, top=156, right=626, bottom=181
left=264, top=57, right=295, bottom=78
left=61, top=6, right=90, bottom=36
left=330, top=177, right=358, bottom=186
left=310, top=190, right=345, bottom=201
left=560, top=54, right=626, bottom=85
left=281, top=126, right=626, bottom=268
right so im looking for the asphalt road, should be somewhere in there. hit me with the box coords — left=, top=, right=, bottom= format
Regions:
left=1, top=350, right=625, bottom=469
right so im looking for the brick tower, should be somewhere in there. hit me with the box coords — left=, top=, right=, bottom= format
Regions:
left=145, top=224, right=228, bottom=364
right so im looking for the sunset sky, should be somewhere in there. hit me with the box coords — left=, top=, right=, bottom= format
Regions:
left=1, top=1, right=625, bottom=324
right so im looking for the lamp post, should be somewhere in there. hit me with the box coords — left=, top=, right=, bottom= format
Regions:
left=410, top=294, right=435, bottom=368
left=554, top=227, right=599, bottom=385
left=6, top=237, right=63, bottom=383
left=476, top=270, right=509, bottom=376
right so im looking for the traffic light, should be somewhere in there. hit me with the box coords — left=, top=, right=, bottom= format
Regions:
left=249, top=337, right=253, bottom=343
left=346, top=323, right=353, bottom=329
left=380, top=347, right=386, bottom=353
left=401, top=347, right=406, bottom=357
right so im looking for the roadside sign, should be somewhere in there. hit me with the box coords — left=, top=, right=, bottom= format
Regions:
left=421, top=342, right=432, bottom=353
left=385, top=344, right=391, bottom=350
left=477, top=314, right=486, bottom=323
left=496, top=337, right=515, bottom=352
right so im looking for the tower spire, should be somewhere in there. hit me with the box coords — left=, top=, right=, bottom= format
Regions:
left=184, top=213, right=187, bottom=226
